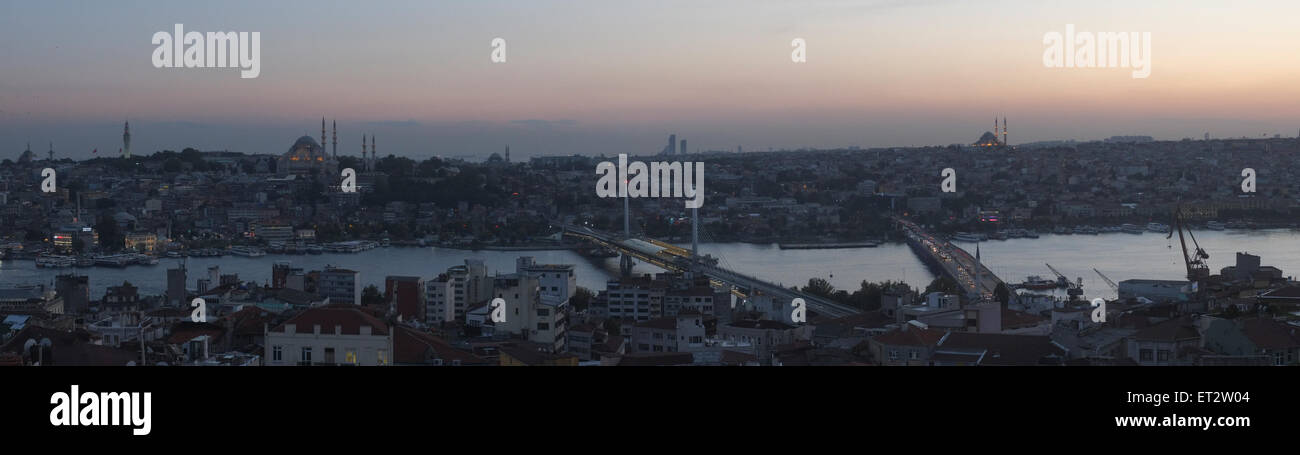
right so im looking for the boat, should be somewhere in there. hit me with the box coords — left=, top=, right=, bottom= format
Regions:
left=1053, top=226, right=1070, bottom=235
left=950, top=232, right=985, bottom=242
left=1205, top=221, right=1225, bottom=231
left=1144, top=222, right=1175, bottom=232
left=229, top=246, right=266, bottom=257
left=1019, top=275, right=1058, bottom=290
left=94, top=254, right=132, bottom=268
left=165, top=251, right=183, bottom=258
left=307, top=245, right=324, bottom=255
left=75, top=256, right=95, bottom=268
left=36, top=255, right=76, bottom=268
left=1120, top=224, right=1144, bottom=234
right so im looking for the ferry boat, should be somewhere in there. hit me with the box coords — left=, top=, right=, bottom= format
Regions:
left=165, top=251, right=183, bottom=258
left=1073, top=226, right=1099, bottom=235
left=1019, top=275, right=1058, bottom=290
left=36, top=255, right=76, bottom=268
left=229, top=246, right=266, bottom=257
left=1205, top=221, right=1226, bottom=231
left=950, top=232, right=985, bottom=242
left=1146, top=222, right=1170, bottom=233
left=1120, top=224, right=1144, bottom=234
left=94, top=254, right=132, bottom=268
left=1053, top=226, right=1071, bottom=235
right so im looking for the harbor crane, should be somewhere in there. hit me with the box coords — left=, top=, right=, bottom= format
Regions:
left=1094, top=268, right=1119, bottom=292
left=1167, top=205, right=1210, bottom=287
left=1046, top=263, right=1084, bottom=299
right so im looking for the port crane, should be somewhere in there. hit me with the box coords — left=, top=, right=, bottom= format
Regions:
left=1046, top=263, right=1084, bottom=299
left=1094, top=268, right=1118, bottom=292
left=1167, top=205, right=1210, bottom=286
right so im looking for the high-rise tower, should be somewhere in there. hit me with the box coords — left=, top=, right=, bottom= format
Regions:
left=122, top=121, right=131, bottom=158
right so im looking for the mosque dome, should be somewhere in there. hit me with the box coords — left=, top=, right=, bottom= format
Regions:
left=279, top=134, right=332, bottom=175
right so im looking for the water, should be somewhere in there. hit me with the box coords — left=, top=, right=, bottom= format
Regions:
left=4, top=230, right=1299, bottom=301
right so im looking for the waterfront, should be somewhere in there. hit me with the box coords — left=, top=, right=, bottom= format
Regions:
left=4, top=229, right=1298, bottom=302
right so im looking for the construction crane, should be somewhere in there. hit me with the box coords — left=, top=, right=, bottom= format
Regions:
left=1094, top=268, right=1118, bottom=292
left=1167, top=205, right=1210, bottom=287
left=1046, top=263, right=1084, bottom=299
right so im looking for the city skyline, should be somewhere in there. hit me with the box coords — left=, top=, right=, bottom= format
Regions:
left=4, top=0, right=1300, bottom=159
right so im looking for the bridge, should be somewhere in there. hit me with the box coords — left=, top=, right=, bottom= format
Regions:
left=561, top=223, right=862, bottom=319
left=893, top=217, right=1006, bottom=300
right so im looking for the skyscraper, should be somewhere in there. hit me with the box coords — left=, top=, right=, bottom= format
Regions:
left=669, top=134, right=677, bottom=155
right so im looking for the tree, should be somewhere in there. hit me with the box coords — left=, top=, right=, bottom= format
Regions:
left=802, top=277, right=836, bottom=299
left=994, top=282, right=1011, bottom=307
left=924, top=276, right=960, bottom=295
left=571, top=287, right=594, bottom=312
left=361, top=285, right=386, bottom=307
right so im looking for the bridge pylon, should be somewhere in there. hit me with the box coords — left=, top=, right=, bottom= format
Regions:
left=620, top=254, right=635, bottom=276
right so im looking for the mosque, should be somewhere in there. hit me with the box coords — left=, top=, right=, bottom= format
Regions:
left=973, top=117, right=1009, bottom=147
left=278, top=118, right=380, bottom=176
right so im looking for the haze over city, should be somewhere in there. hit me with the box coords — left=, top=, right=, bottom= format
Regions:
left=3, top=0, right=1299, bottom=159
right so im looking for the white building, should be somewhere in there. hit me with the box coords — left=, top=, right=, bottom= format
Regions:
left=264, top=305, right=392, bottom=366
left=318, top=266, right=361, bottom=305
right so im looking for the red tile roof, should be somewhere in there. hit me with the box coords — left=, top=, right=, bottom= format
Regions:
left=269, top=305, right=389, bottom=335
left=872, top=325, right=945, bottom=347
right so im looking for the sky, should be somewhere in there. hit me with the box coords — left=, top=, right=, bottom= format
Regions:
left=2, top=0, right=1299, bottom=160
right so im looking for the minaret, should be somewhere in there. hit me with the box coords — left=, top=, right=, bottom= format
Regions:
left=993, top=117, right=999, bottom=138
left=331, top=120, right=338, bottom=160
left=505, top=145, right=510, bottom=163
left=122, top=121, right=131, bottom=158
left=321, top=117, right=327, bottom=149
left=361, top=134, right=367, bottom=171
left=1002, top=117, right=1008, bottom=146
left=48, top=142, right=53, bottom=161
